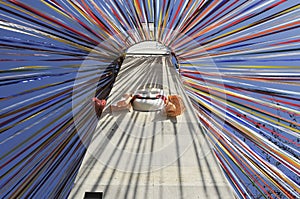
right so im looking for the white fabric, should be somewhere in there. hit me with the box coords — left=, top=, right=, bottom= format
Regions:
left=132, top=88, right=166, bottom=111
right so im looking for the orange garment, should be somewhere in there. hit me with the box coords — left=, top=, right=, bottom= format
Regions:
left=92, top=97, right=106, bottom=117
left=166, top=95, right=185, bottom=117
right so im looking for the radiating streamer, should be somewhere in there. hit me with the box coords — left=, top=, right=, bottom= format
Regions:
left=0, top=0, right=299, bottom=198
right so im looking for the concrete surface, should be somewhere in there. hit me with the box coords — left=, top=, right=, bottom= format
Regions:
left=69, top=55, right=234, bottom=199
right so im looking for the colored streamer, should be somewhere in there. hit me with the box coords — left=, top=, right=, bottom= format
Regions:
left=0, top=0, right=299, bottom=198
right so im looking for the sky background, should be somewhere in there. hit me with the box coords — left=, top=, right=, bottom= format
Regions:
left=0, top=0, right=299, bottom=198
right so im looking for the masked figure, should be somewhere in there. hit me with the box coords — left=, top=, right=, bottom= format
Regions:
left=110, top=84, right=185, bottom=117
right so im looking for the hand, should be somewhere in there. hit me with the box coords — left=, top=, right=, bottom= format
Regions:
left=92, top=97, right=106, bottom=117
